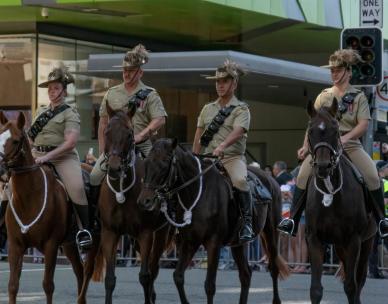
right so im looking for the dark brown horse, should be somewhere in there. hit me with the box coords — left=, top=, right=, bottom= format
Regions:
left=305, top=99, right=375, bottom=304
left=138, top=138, right=289, bottom=304
left=0, top=111, right=88, bottom=304
left=92, top=104, right=173, bottom=304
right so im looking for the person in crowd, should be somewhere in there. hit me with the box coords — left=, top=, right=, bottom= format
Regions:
left=89, top=44, right=167, bottom=205
left=192, top=59, right=254, bottom=243
left=28, top=67, right=92, bottom=250
left=272, top=161, right=293, bottom=186
left=278, top=49, right=388, bottom=238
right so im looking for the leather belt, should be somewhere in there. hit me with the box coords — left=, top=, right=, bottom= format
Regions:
left=34, top=145, right=57, bottom=152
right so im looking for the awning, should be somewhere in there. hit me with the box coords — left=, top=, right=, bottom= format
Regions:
left=86, top=50, right=331, bottom=107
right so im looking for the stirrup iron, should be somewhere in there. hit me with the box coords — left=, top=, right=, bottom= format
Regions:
left=76, top=229, right=93, bottom=249
left=278, top=218, right=295, bottom=236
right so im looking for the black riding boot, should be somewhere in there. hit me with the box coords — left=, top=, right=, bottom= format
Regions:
left=73, top=204, right=93, bottom=250
left=236, top=190, right=255, bottom=242
left=277, top=187, right=306, bottom=236
left=369, top=188, right=388, bottom=239
left=88, top=185, right=101, bottom=231
left=0, top=200, right=7, bottom=227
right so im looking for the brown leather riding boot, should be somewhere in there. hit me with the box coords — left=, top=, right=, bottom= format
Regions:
left=277, top=187, right=306, bottom=236
left=369, top=188, right=388, bottom=239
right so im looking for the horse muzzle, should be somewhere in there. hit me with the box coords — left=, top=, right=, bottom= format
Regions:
left=137, top=189, right=160, bottom=212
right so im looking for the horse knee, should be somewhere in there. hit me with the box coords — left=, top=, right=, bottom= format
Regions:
left=42, top=280, right=55, bottom=295
left=173, top=270, right=184, bottom=287
left=139, top=271, right=151, bottom=287
left=105, top=274, right=116, bottom=291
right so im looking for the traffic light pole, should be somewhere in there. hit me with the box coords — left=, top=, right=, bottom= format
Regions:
left=362, top=86, right=376, bottom=155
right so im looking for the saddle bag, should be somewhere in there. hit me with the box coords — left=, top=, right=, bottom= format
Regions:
left=247, top=171, right=272, bottom=203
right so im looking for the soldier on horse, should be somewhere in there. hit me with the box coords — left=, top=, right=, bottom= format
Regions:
left=192, top=59, right=255, bottom=243
left=278, top=49, right=388, bottom=238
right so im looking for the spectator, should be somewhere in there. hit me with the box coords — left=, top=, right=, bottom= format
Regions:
left=264, top=165, right=273, bottom=177
left=272, top=161, right=293, bottom=186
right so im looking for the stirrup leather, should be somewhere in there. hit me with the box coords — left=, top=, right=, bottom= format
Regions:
left=378, top=219, right=388, bottom=239
left=278, top=218, right=295, bottom=235
left=76, top=229, right=93, bottom=248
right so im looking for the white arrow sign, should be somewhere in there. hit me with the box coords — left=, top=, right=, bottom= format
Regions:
left=360, top=0, right=383, bottom=28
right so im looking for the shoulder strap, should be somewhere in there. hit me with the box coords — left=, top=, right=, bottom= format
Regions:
left=127, top=88, right=154, bottom=109
left=200, top=105, right=236, bottom=147
left=28, top=104, right=70, bottom=141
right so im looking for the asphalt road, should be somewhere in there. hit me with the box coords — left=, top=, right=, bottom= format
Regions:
left=0, top=261, right=387, bottom=303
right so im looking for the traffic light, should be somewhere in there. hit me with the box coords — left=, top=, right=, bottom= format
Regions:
left=341, top=27, right=383, bottom=86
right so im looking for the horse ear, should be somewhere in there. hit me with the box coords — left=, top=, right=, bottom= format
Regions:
left=106, top=101, right=115, bottom=119
left=0, top=111, right=8, bottom=125
left=307, top=99, right=317, bottom=118
left=171, top=138, right=178, bottom=150
left=17, top=112, right=26, bottom=130
left=329, top=98, right=339, bottom=117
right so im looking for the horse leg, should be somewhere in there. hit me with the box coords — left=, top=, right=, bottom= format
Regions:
left=42, top=242, right=59, bottom=304
left=306, top=234, right=325, bottom=304
left=355, top=237, right=373, bottom=304
left=7, top=242, right=25, bottom=304
left=342, top=238, right=362, bottom=304
left=101, top=229, right=119, bottom=304
left=230, top=245, right=251, bottom=304
left=149, top=225, right=172, bottom=303
left=173, top=240, right=201, bottom=304
left=137, top=231, right=154, bottom=304
left=62, top=242, right=86, bottom=304
left=203, top=241, right=221, bottom=304
left=262, top=219, right=286, bottom=304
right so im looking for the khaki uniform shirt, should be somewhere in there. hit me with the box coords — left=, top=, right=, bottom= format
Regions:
left=314, top=86, right=371, bottom=134
left=197, top=96, right=250, bottom=156
left=33, top=103, right=80, bottom=147
left=99, top=81, right=167, bottom=154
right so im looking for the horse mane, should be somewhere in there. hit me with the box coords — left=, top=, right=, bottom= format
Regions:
left=108, top=110, right=132, bottom=128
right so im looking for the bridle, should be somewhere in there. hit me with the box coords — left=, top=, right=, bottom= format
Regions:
left=105, top=127, right=137, bottom=204
left=0, top=130, right=39, bottom=173
left=308, top=122, right=344, bottom=207
left=142, top=146, right=217, bottom=228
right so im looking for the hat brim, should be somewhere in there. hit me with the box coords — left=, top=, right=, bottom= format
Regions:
left=320, top=64, right=335, bottom=69
left=38, top=79, right=61, bottom=88
left=202, top=74, right=231, bottom=80
left=112, top=63, right=144, bottom=68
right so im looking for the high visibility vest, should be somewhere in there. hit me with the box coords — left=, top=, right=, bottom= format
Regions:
left=384, top=179, right=388, bottom=216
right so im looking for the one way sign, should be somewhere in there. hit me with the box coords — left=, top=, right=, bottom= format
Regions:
left=360, top=0, right=383, bottom=28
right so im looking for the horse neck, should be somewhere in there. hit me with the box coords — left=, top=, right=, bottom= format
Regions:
left=175, top=149, right=202, bottom=202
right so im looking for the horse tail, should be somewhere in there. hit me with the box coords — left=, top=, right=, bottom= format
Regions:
left=260, top=233, right=290, bottom=280
left=91, top=245, right=105, bottom=282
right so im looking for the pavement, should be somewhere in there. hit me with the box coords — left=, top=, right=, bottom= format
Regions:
left=0, top=261, right=387, bottom=303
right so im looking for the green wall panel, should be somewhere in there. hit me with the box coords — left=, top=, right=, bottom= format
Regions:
left=0, top=0, right=21, bottom=5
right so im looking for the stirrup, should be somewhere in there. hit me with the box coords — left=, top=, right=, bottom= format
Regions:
left=76, top=229, right=93, bottom=249
left=277, top=218, right=295, bottom=236
left=378, top=219, right=388, bottom=239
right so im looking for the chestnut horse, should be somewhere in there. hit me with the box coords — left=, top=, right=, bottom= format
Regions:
left=138, top=138, right=289, bottom=304
left=0, top=111, right=90, bottom=304
left=305, top=99, right=375, bottom=304
left=92, top=104, right=173, bottom=304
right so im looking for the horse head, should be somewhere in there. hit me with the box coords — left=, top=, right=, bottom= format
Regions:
left=307, top=98, right=341, bottom=179
left=0, top=111, right=32, bottom=170
left=138, top=138, right=178, bottom=211
left=104, top=102, right=136, bottom=178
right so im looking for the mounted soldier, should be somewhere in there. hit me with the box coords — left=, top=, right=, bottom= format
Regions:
left=278, top=49, right=388, bottom=238
left=192, top=59, right=255, bottom=243
left=89, top=43, right=167, bottom=204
